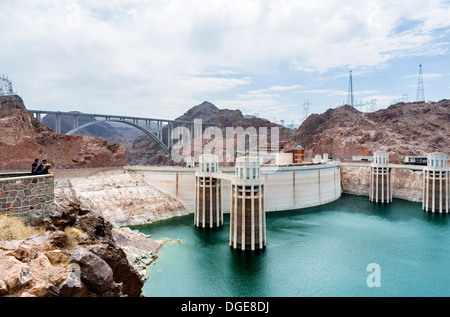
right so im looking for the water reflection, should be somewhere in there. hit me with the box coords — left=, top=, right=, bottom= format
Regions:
left=225, top=246, right=269, bottom=296
left=422, top=211, right=449, bottom=226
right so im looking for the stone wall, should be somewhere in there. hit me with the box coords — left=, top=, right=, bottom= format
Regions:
left=0, top=173, right=55, bottom=224
left=340, top=166, right=424, bottom=202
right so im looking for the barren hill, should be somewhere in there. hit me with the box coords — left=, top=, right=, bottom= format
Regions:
left=286, top=100, right=450, bottom=162
left=126, top=101, right=294, bottom=166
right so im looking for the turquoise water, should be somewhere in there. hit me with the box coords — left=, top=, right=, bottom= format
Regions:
left=132, top=195, right=450, bottom=297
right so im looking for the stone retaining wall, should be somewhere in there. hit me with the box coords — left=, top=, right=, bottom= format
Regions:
left=0, top=173, right=55, bottom=224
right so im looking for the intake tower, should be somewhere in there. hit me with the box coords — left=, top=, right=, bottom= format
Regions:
left=194, top=154, right=223, bottom=228
left=422, top=151, right=449, bottom=213
left=229, top=156, right=266, bottom=251
left=369, top=151, right=392, bottom=203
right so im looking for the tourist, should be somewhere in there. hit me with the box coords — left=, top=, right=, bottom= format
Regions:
left=32, top=159, right=45, bottom=174
left=38, top=163, right=52, bottom=175
left=34, top=159, right=49, bottom=175
left=31, top=158, right=39, bottom=174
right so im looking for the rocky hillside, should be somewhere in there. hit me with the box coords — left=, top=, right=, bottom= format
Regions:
left=286, top=100, right=450, bottom=162
left=0, top=96, right=126, bottom=170
left=54, top=169, right=189, bottom=227
left=0, top=199, right=157, bottom=297
left=127, top=101, right=295, bottom=165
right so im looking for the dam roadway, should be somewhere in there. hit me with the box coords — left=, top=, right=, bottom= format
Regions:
left=125, top=162, right=342, bottom=213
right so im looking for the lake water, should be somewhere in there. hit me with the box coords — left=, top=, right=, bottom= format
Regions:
left=132, top=194, right=450, bottom=297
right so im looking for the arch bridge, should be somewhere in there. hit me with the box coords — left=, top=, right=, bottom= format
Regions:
left=29, top=110, right=211, bottom=155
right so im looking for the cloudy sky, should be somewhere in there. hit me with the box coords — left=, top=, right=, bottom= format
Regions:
left=1, top=0, right=450, bottom=125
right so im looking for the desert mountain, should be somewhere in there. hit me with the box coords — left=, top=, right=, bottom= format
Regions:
left=126, top=101, right=295, bottom=165
left=286, top=100, right=450, bottom=162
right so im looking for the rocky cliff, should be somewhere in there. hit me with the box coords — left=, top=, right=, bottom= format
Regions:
left=54, top=169, right=189, bottom=227
left=287, top=100, right=450, bottom=162
left=0, top=199, right=157, bottom=297
left=0, top=96, right=126, bottom=170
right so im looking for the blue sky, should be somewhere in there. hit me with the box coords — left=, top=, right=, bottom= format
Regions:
left=1, top=0, right=449, bottom=126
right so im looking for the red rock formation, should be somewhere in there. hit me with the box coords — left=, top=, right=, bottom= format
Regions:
left=287, top=100, right=450, bottom=162
left=0, top=96, right=126, bottom=170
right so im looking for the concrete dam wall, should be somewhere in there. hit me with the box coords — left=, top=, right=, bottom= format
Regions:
left=0, top=173, right=55, bottom=224
left=126, top=164, right=342, bottom=213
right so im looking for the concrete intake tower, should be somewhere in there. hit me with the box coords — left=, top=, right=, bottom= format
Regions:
left=229, top=157, right=266, bottom=251
left=423, top=151, right=449, bottom=213
left=370, top=151, right=392, bottom=204
left=194, top=154, right=223, bottom=228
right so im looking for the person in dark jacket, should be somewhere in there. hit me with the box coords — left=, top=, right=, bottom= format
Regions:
left=31, top=158, right=39, bottom=174
left=34, top=159, right=47, bottom=174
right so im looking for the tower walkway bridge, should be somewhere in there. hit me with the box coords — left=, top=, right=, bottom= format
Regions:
left=29, top=110, right=213, bottom=156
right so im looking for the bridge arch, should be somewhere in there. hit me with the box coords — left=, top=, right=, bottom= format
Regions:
left=65, top=119, right=170, bottom=155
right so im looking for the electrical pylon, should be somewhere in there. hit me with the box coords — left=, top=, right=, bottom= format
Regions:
left=416, top=64, right=425, bottom=102
left=347, top=70, right=354, bottom=107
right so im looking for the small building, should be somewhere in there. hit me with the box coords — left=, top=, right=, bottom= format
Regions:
left=404, top=156, right=427, bottom=165
left=275, top=152, right=293, bottom=165
left=352, top=156, right=374, bottom=162
left=293, top=145, right=304, bottom=163
left=185, top=156, right=195, bottom=167
left=313, top=154, right=322, bottom=163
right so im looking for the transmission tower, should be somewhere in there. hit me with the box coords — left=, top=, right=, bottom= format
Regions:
left=416, top=64, right=425, bottom=102
left=347, top=70, right=354, bottom=107
left=302, top=100, right=311, bottom=122
left=0, top=75, right=16, bottom=112
left=0, top=75, right=14, bottom=96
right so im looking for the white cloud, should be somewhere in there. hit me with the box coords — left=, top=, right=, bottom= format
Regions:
left=1, top=0, right=449, bottom=119
left=178, top=76, right=251, bottom=93
left=269, top=85, right=303, bottom=91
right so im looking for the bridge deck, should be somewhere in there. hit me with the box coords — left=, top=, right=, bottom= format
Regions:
left=28, top=109, right=214, bottom=125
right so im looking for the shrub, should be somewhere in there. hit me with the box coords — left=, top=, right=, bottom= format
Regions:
left=64, top=226, right=88, bottom=249
left=0, top=215, right=45, bottom=241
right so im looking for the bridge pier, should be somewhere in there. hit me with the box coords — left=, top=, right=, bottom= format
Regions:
left=423, top=151, right=449, bottom=213
left=230, top=157, right=266, bottom=251
left=194, top=154, right=223, bottom=228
